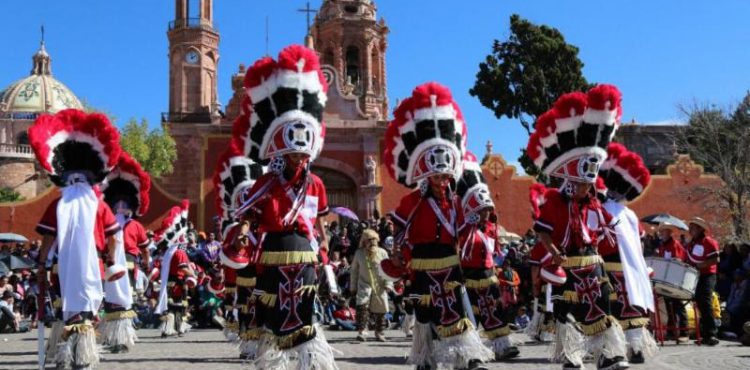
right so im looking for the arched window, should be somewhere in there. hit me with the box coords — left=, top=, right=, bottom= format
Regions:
left=188, top=0, right=201, bottom=19
left=345, top=46, right=360, bottom=86
left=16, top=132, right=29, bottom=145
left=370, top=47, right=381, bottom=94
left=322, top=48, right=335, bottom=66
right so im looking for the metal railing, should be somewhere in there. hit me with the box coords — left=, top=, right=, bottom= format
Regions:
left=0, top=143, right=35, bottom=159
left=168, top=18, right=217, bottom=31
left=161, top=111, right=213, bottom=123
left=0, top=112, right=40, bottom=120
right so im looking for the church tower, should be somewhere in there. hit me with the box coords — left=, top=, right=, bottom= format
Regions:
left=313, top=0, right=389, bottom=119
left=167, top=0, right=220, bottom=122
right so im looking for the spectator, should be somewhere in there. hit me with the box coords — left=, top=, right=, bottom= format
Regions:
left=27, top=240, right=41, bottom=261
left=515, top=306, right=530, bottom=330
left=0, top=275, right=11, bottom=297
left=0, top=290, right=18, bottom=333
left=718, top=243, right=742, bottom=300
left=726, top=269, right=750, bottom=336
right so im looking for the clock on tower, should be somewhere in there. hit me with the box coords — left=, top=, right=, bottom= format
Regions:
left=166, top=0, right=219, bottom=122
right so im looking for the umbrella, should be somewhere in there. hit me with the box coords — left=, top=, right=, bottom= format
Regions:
left=640, top=213, right=689, bottom=230
left=497, top=227, right=523, bottom=244
left=0, top=261, right=9, bottom=275
left=0, top=253, right=37, bottom=270
left=331, top=206, right=359, bottom=221
left=0, top=233, right=28, bottom=243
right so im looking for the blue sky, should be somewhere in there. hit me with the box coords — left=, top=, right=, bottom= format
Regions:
left=2, top=1, right=750, bottom=172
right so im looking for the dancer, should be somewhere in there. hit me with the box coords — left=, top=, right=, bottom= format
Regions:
left=31, top=109, right=123, bottom=369
left=384, top=82, right=493, bottom=370
left=233, top=44, right=338, bottom=369
left=99, top=152, right=152, bottom=353
left=153, top=201, right=195, bottom=338
left=526, top=84, right=629, bottom=370
left=596, top=143, right=658, bottom=363
left=457, top=152, right=519, bottom=360
left=213, top=142, right=265, bottom=359
left=526, top=184, right=556, bottom=343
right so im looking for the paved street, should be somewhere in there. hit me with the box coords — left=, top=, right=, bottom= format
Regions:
left=1, top=327, right=749, bottom=370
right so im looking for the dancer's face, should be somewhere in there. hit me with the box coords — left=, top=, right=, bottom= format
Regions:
left=285, top=153, right=310, bottom=168
left=571, top=181, right=591, bottom=200
left=428, top=174, right=452, bottom=197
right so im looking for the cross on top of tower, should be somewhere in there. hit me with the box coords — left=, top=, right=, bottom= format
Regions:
left=298, top=1, right=317, bottom=35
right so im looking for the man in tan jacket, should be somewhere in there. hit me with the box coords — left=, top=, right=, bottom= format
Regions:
left=350, top=229, right=393, bottom=342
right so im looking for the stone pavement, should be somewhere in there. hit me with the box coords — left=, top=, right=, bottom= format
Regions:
left=1, top=327, right=749, bottom=370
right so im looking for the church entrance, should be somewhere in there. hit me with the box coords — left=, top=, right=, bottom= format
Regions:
left=311, top=166, right=357, bottom=214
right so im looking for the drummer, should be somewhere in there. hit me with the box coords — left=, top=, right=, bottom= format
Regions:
left=685, top=217, right=720, bottom=346
left=654, top=222, right=689, bottom=342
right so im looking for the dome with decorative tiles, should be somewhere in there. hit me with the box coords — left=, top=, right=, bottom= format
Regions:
left=0, top=42, right=83, bottom=117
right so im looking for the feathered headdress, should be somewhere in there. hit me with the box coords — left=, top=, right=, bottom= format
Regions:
left=154, top=199, right=190, bottom=245
left=28, top=109, right=122, bottom=186
left=526, top=84, right=622, bottom=183
left=528, top=183, right=549, bottom=220
left=599, top=142, right=651, bottom=201
left=384, top=82, right=468, bottom=187
left=101, top=152, right=151, bottom=218
left=456, top=152, right=494, bottom=221
left=213, top=143, right=265, bottom=237
left=239, top=45, right=327, bottom=163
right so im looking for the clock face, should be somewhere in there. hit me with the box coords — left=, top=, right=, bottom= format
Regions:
left=185, top=50, right=200, bottom=64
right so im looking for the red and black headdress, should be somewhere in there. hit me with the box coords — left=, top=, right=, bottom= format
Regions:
left=528, top=183, right=549, bottom=220
left=384, top=82, right=468, bottom=187
left=598, top=142, right=651, bottom=201
left=526, top=84, right=622, bottom=184
left=154, top=199, right=190, bottom=245
left=239, top=45, right=327, bottom=164
left=28, top=109, right=122, bottom=186
left=101, top=152, right=151, bottom=218
left=456, top=152, right=494, bottom=222
left=213, top=143, right=265, bottom=236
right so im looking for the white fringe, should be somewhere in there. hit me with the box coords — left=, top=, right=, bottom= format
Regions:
left=550, top=321, right=586, bottom=366
left=179, top=320, right=192, bottom=334
left=587, top=320, right=627, bottom=360
left=525, top=307, right=543, bottom=338
left=625, top=327, right=658, bottom=358
left=433, top=327, right=494, bottom=369
left=55, top=329, right=100, bottom=368
left=224, top=325, right=240, bottom=343
left=253, top=326, right=339, bottom=370
left=407, top=321, right=435, bottom=367
left=239, top=339, right=259, bottom=360
left=99, top=318, right=138, bottom=348
left=46, top=320, right=65, bottom=362
left=254, top=334, right=288, bottom=370
left=160, top=313, right=177, bottom=336
left=294, top=327, right=340, bottom=370
left=402, top=313, right=415, bottom=336
left=490, top=334, right=519, bottom=354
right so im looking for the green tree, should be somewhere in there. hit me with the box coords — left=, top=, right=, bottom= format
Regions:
left=0, top=188, right=24, bottom=202
left=676, top=93, right=750, bottom=240
left=120, top=118, right=177, bottom=177
left=470, top=14, right=591, bottom=176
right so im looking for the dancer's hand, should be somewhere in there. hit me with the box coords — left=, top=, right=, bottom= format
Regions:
left=552, top=254, right=567, bottom=265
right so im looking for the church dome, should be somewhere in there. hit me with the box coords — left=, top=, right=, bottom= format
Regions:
left=0, top=42, right=83, bottom=118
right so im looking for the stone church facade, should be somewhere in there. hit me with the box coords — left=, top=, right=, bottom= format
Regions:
left=158, top=0, right=404, bottom=230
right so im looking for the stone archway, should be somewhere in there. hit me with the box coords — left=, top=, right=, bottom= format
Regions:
left=311, top=166, right=357, bottom=213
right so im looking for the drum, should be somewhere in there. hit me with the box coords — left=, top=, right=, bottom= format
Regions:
left=645, top=257, right=699, bottom=300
